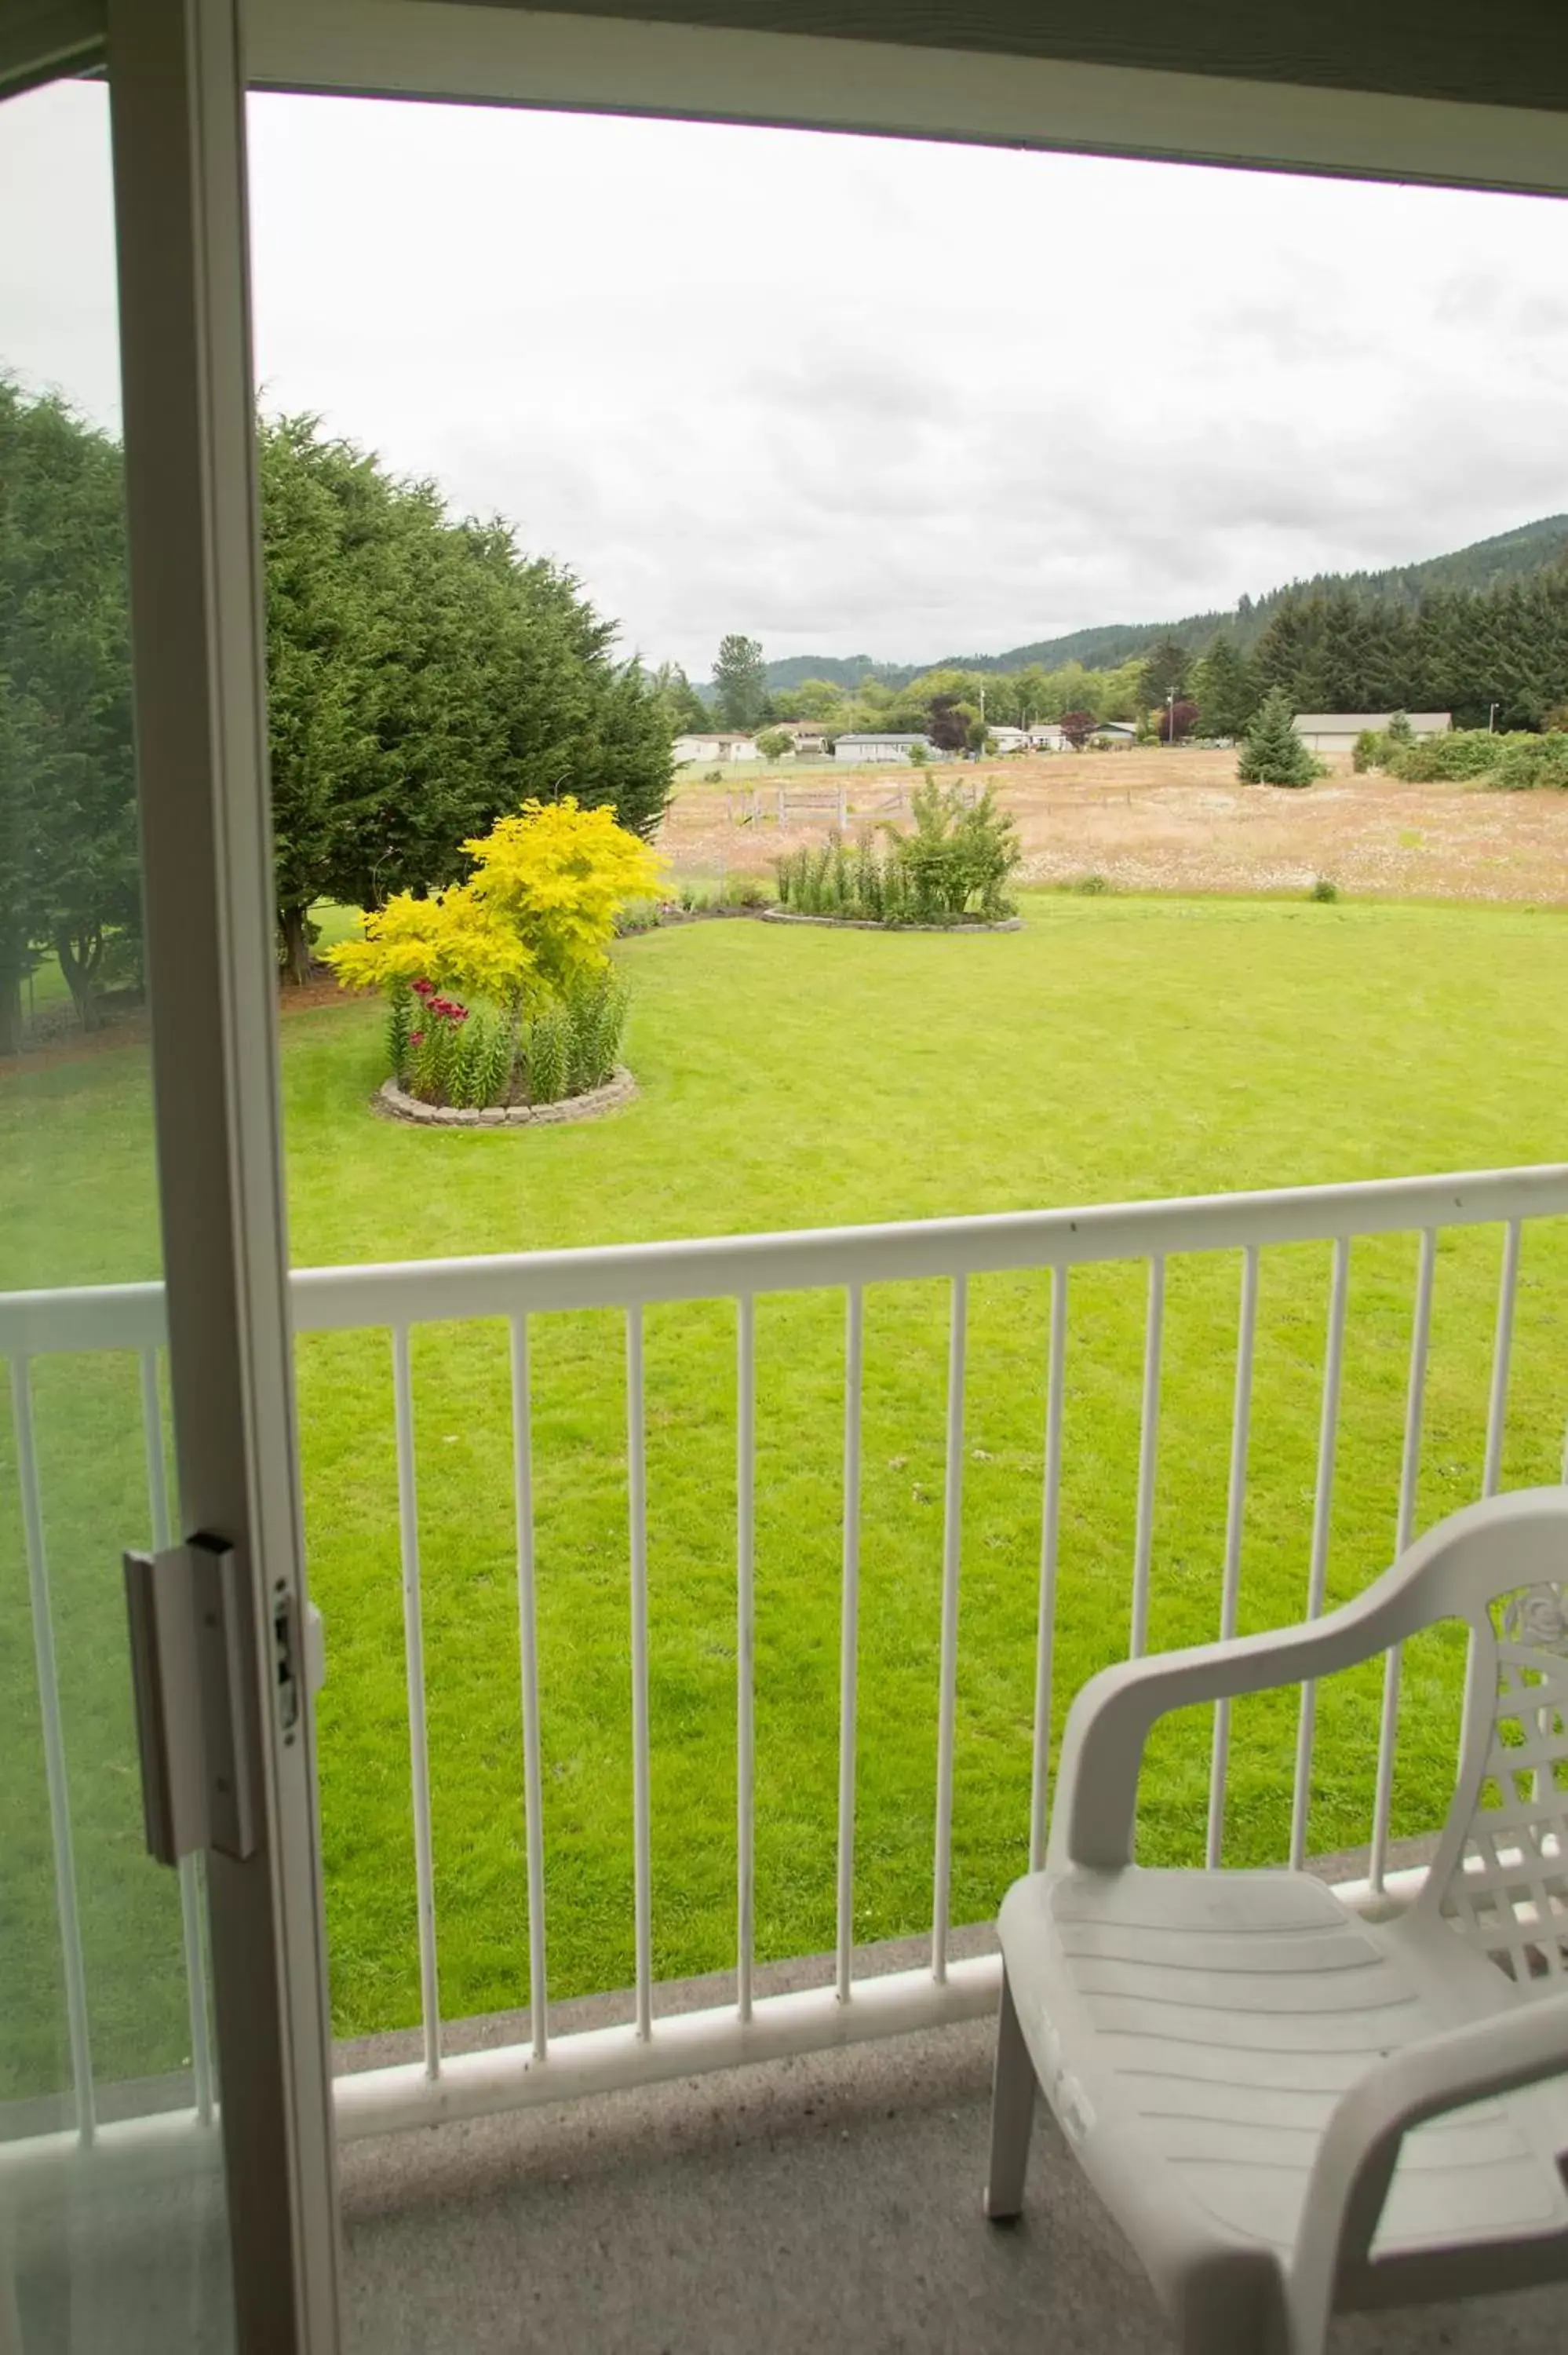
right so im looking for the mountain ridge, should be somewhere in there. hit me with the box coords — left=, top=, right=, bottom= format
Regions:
left=729, top=513, right=1568, bottom=695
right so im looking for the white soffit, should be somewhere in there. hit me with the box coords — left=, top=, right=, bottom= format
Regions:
left=244, top=0, right=1568, bottom=199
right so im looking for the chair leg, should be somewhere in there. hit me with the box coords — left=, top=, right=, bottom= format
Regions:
left=983, top=1964, right=1037, bottom=2222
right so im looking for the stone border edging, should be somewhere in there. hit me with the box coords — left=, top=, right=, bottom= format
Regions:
left=759, top=908, right=1022, bottom=934
left=376, top=1067, right=636, bottom=1128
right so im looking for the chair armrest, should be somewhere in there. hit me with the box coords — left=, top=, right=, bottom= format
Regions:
left=1047, top=1487, right=1568, bottom=1872
left=1289, top=1990, right=1568, bottom=2340
left=1049, top=1572, right=1423, bottom=1871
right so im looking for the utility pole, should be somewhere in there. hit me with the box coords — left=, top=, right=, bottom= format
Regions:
left=1167, top=688, right=1176, bottom=745
left=1488, top=702, right=1500, bottom=733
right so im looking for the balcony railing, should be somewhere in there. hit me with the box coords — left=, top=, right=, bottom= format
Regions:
left=3, top=1162, right=1566, bottom=2199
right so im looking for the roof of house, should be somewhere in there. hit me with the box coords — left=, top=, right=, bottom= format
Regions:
left=1292, top=712, right=1452, bottom=731
left=833, top=732, right=932, bottom=746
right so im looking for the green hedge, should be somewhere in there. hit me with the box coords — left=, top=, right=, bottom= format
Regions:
left=1486, top=732, right=1568, bottom=791
left=1385, top=730, right=1533, bottom=782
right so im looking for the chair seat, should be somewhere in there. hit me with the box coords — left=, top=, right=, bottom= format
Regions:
left=998, top=1864, right=1568, bottom=2280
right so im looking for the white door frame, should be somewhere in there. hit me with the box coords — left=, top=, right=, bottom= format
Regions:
left=8, top=3, right=1564, bottom=2348
left=103, top=2, right=342, bottom=2346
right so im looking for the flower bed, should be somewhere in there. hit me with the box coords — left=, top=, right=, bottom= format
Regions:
left=377, top=1067, right=636, bottom=1127
left=773, top=780, right=1021, bottom=926
left=760, top=909, right=1020, bottom=933
left=325, top=797, right=662, bottom=1113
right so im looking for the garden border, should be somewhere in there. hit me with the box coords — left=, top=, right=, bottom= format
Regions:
left=759, top=909, right=1022, bottom=934
left=376, top=1068, right=637, bottom=1129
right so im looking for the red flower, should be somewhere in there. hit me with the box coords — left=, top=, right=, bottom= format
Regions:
left=409, top=1029, right=425, bottom=1047
left=412, top=977, right=435, bottom=999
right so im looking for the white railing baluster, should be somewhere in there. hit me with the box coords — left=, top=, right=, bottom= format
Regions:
left=509, top=1316, right=548, bottom=2061
left=139, top=1347, right=214, bottom=2123
left=1029, top=1267, right=1067, bottom=1872
left=1369, top=1228, right=1436, bottom=1893
left=1291, top=1236, right=1351, bottom=1869
left=931, top=1276, right=967, bottom=1984
left=735, top=1296, right=756, bottom=2024
left=835, top=1283, right=865, bottom=2003
left=1207, top=1247, right=1260, bottom=1868
left=626, top=1305, right=653, bottom=2040
left=1480, top=1222, right=1523, bottom=1808
left=10, top=1356, right=95, bottom=2141
left=392, top=1327, right=440, bottom=2079
left=1130, top=1254, right=1165, bottom=1658
left=1483, top=1218, right=1521, bottom=1498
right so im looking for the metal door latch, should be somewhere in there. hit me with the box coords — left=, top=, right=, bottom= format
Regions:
left=124, top=1534, right=258, bottom=1866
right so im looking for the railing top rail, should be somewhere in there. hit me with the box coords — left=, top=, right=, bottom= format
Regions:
left=2, top=1166, right=1566, bottom=1356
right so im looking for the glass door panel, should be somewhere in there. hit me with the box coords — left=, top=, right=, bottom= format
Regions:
left=0, top=71, right=233, bottom=2354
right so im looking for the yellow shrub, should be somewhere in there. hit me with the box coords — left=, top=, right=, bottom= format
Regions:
left=463, top=799, right=665, bottom=995
left=325, top=798, right=665, bottom=1009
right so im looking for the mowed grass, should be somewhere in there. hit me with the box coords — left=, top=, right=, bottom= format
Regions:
left=4, top=892, right=1568, bottom=2101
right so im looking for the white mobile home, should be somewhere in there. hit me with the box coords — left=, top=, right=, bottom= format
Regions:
left=832, top=732, right=935, bottom=764
left=1292, top=711, right=1452, bottom=754
left=672, top=731, right=760, bottom=765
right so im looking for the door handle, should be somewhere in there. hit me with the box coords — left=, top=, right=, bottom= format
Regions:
left=123, top=1534, right=258, bottom=1866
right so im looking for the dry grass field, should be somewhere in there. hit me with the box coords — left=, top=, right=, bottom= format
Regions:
left=665, top=747, right=1568, bottom=903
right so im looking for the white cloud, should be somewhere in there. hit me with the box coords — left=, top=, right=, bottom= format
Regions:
left=6, top=80, right=1568, bottom=674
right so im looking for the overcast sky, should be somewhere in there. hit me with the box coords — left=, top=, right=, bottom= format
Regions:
left=6, top=80, right=1568, bottom=674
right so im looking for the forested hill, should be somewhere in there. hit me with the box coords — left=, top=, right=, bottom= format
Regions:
left=753, top=513, right=1568, bottom=692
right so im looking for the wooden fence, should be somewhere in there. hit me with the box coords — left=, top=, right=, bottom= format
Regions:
left=726, top=780, right=978, bottom=829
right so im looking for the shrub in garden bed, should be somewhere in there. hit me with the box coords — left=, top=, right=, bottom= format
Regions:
left=773, top=781, right=1019, bottom=926
left=326, top=797, right=661, bottom=1110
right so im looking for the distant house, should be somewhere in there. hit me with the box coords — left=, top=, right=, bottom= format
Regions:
left=833, top=732, right=935, bottom=765
left=673, top=731, right=760, bottom=765
left=1292, top=711, right=1452, bottom=754
left=1090, top=720, right=1138, bottom=745
left=775, top=721, right=830, bottom=754
left=987, top=725, right=1030, bottom=754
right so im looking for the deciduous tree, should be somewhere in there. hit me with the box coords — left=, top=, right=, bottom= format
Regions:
left=713, top=633, right=768, bottom=728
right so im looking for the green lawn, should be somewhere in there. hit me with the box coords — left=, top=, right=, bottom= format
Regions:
left=4, top=892, right=1568, bottom=2101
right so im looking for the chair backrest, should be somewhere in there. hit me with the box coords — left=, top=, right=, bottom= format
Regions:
left=1409, top=1492, right=1568, bottom=1991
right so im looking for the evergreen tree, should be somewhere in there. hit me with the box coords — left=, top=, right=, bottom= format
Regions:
left=1191, top=637, right=1258, bottom=739
left=262, top=418, right=673, bottom=978
left=1238, top=687, right=1320, bottom=787
left=1140, top=634, right=1191, bottom=707
left=0, top=389, right=673, bottom=1012
left=0, top=378, right=137, bottom=1041
left=712, top=633, right=768, bottom=728
left=1249, top=594, right=1322, bottom=707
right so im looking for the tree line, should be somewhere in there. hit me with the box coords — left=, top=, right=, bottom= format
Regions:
left=707, top=631, right=1150, bottom=736
left=705, top=565, right=1568, bottom=751
left=0, top=380, right=673, bottom=1046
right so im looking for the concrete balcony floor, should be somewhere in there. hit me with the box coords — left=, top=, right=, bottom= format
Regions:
left=340, top=1924, right=1568, bottom=2355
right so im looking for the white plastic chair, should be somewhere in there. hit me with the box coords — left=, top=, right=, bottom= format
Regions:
left=986, top=1486, right=1568, bottom=2354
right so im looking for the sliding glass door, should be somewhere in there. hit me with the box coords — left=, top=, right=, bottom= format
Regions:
left=0, top=6, right=340, bottom=2349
